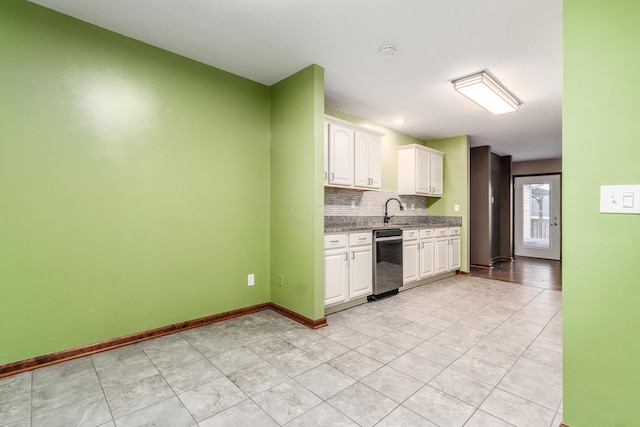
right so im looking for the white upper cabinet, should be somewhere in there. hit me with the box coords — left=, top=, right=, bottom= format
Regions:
left=416, top=148, right=431, bottom=194
left=327, top=121, right=354, bottom=187
left=430, top=153, right=444, bottom=196
left=325, top=115, right=383, bottom=190
left=398, top=144, right=445, bottom=197
left=354, top=130, right=381, bottom=189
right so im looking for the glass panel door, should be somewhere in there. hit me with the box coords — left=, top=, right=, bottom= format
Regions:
left=515, top=175, right=561, bottom=260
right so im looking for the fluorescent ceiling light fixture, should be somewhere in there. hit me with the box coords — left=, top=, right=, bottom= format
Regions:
left=452, top=71, right=521, bottom=115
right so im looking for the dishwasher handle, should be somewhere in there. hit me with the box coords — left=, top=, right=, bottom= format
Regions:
left=375, top=236, right=402, bottom=242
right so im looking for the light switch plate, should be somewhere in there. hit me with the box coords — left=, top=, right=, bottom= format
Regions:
left=600, top=185, right=640, bottom=214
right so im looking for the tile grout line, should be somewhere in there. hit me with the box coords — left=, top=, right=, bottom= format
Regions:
left=90, top=355, right=116, bottom=426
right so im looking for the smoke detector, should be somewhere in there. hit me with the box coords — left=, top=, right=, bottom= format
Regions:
left=378, top=45, right=396, bottom=59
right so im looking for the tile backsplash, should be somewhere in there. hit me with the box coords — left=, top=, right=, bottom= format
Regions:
left=325, top=187, right=428, bottom=217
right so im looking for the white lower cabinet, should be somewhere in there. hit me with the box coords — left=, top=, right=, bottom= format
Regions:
left=323, top=235, right=349, bottom=306
left=403, top=227, right=461, bottom=287
left=419, top=229, right=435, bottom=278
left=403, top=230, right=420, bottom=284
left=324, top=232, right=372, bottom=307
left=434, top=237, right=449, bottom=274
left=435, top=227, right=462, bottom=274
left=448, top=227, right=461, bottom=271
left=349, top=243, right=373, bottom=298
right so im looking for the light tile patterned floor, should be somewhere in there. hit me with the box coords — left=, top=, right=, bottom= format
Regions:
left=0, top=275, right=563, bottom=427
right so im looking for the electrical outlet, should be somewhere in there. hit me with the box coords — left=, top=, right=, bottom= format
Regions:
left=248, top=274, right=254, bottom=286
left=454, top=204, right=460, bottom=212
left=351, top=199, right=356, bottom=209
left=277, top=273, right=284, bottom=287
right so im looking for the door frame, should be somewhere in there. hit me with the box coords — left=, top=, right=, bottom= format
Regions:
left=513, top=173, right=562, bottom=260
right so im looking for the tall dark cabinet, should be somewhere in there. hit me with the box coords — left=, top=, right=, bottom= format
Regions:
left=470, top=146, right=512, bottom=267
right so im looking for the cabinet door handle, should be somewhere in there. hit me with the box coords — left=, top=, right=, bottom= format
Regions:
left=351, top=251, right=355, bottom=260
left=344, top=252, right=348, bottom=261
left=324, top=172, right=327, bottom=180
left=330, top=173, right=335, bottom=182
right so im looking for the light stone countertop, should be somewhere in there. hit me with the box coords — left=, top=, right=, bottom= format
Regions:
left=324, top=215, right=462, bottom=234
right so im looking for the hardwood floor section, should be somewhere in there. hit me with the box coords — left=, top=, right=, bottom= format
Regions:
left=470, top=257, right=562, bottom=290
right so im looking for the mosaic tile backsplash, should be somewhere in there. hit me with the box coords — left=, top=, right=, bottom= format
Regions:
left=324, top=187, right=462, bottom=231
left=325, top=188, right=428, bottom=217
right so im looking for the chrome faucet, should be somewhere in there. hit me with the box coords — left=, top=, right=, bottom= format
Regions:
left=383, top=198, right=405, bottom=223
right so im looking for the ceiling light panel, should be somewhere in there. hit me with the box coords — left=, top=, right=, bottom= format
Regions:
left=452, top=71, right=521, bottom=115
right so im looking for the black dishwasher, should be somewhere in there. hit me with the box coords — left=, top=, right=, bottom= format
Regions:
left=369, top=228, right=403, bottom=301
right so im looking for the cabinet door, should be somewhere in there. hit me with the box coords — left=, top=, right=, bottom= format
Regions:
left=324, top=121, right=329, bottom=185
left=419, top=238, right=435, bottom=278
left=434, top=237, right=449, bottom=275
left=354, top=132, right=381, bottom=189
left=403, top=240, right=419, bottom=284
left=448, top=236, right=461, bottom=271
left=328, top=123, right=354, bottom=187
left=349, top=245, right=373, bottom=298
left=416, top=149, right=431, bottom=194
left=324, top=249, right=349, bottom=306
left=367, top=134, right=382, bottom=189
left=430, top=153, right=443, bottom=196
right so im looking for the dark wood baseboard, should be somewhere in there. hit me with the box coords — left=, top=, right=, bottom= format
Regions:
left=0, top=302, right=326, bottom=379
left=470, top=263, right=494, bottom=269
left=560, top=424, right=569, bottom=427
left=456, top=271, right=471, bottom=276
left=270, top=302, right=327, bottom=329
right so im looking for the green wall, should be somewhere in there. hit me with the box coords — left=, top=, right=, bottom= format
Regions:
left=563, top=1, right=640, bottom=425
left=270, top=66, right=325, bottom=320
left=324, top=107, right=425, bottom=190
left=427, top=136, right=470, bottom=272
left=0, top=1, right=272, bottom=365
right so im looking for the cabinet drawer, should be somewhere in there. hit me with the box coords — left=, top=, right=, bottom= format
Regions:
left=404, top=229, right=419, bottom=241
left=448, top=227, right=461, bottom=236
left=434, top=228, right=448, bottom=237
left=324, top=234, right=348, bottom=249
left=420, top=228, right=435, bottom=239
left=349, top=232, right=372, bottom=246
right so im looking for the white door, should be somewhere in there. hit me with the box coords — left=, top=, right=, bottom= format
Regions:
left=430, top=154, right=443, bottom=196
left=419, top=239, right=435, bottom=278
left=349, top=246, right=373, bottom=298
left=403, top=240, right=419, bottom=283
left=448, top=236, right=461, bottom=271
left=328, top=123, right=354, bottom=186
left=353, top=132, right=369, bottom=188
left=354, top=131, right=380, bottom=188
left=515, top=174, right=561, bottom=260
left=416, top=150, right=431, bottom=194
left=366, top=134, right=381, bottom=189
left=434, top=237, right=449, bottom=275
left=324, top=249, right=349, bottom=306
left=323, top=122, right=329, bottom=185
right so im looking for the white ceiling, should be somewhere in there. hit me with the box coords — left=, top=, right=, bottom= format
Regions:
left=29, top=0, right=562, bottom=161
